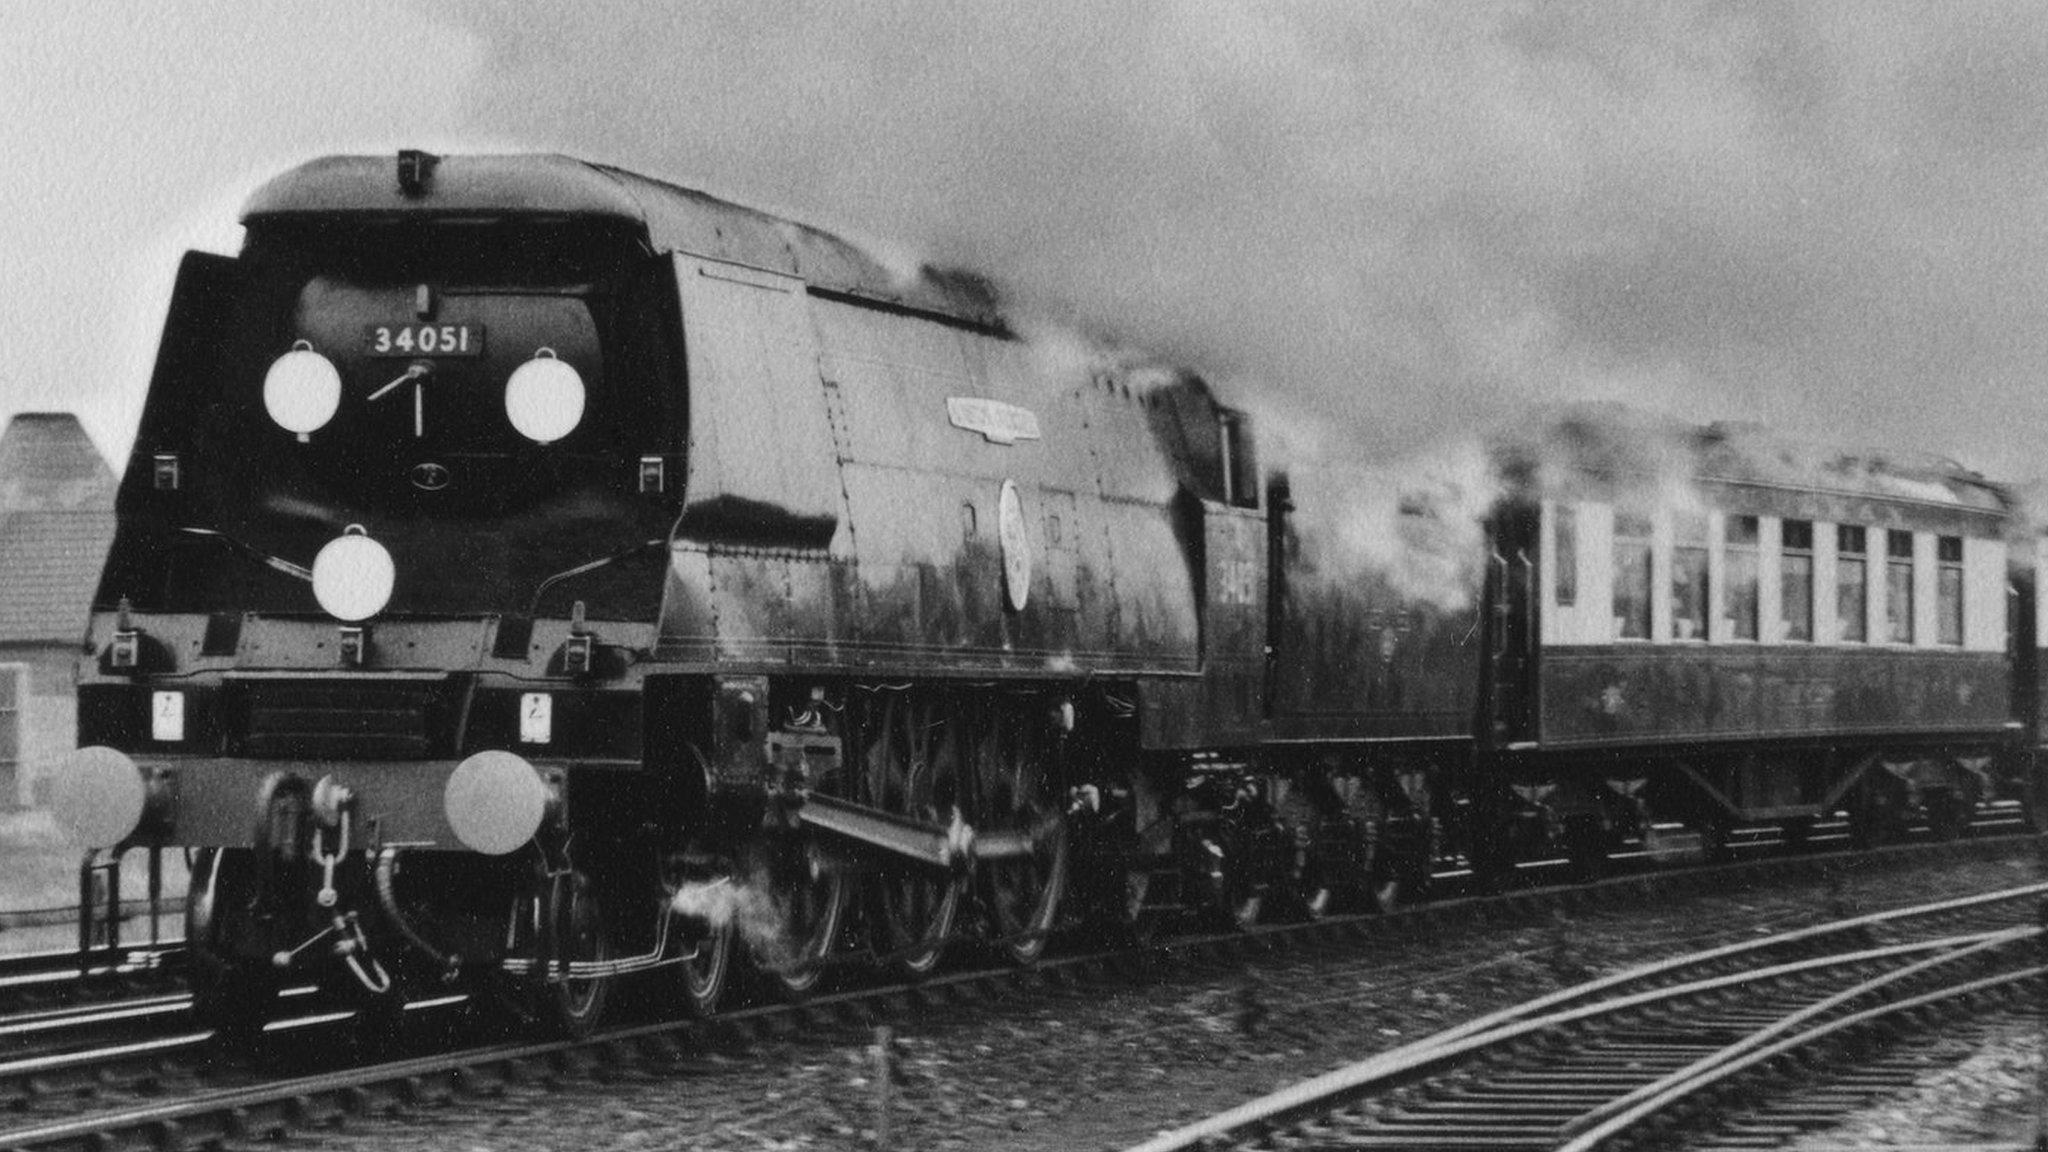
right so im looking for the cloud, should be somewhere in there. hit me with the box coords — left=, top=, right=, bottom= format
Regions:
left=413, top=0, right=2048, bottom=480
left=0, top=1, right=483, bottom=463
left=10, top=1, right=2048, bottom=485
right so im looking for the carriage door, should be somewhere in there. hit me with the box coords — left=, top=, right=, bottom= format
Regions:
left=1483, top=505, right=1541, bottom=747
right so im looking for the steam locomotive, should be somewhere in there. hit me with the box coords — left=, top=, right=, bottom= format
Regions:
left=48, top=151, right=2041, bottom=1037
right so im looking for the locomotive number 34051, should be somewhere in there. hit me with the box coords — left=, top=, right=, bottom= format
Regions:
left=365, top=323, right=485, bottom=356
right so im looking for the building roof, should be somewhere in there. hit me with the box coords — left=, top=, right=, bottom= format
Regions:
left=0, top=413, right=116, bottom=512
left=0, top=510, right=115, bottom=644
left=0, top=415, right=116, bottom=644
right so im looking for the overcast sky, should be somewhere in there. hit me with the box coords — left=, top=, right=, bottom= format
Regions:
left=5, top=1, right=2047, bottom=482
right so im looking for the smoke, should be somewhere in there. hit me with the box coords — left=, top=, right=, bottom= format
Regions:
left=1695, top=423, right=1998, bottom=509
left=1491, top=400, right=2009, bottom=556
left=1492, top=402, right=1714, bottom=519
left=12, top=5, right=2048, bottom=486
left=1493, top=402, right=2002, bottom=510
left=1279, top=395, right=2011, bottom=617
left=669, top=872, right=803, bottom=973
left=420, top=0, right=2048, bottom=483
left=1286, top=439, right=1503, bottom=613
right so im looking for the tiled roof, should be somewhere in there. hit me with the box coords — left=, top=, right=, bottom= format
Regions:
left=0, top=413, right=116, bottom=512
left=0, top=509, right=116, bottom=644
left=0, top=416, right=117, bottom=644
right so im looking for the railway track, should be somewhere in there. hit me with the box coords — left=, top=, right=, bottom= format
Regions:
left=0, top=799, right=2014, bottom=1013
left=1126, top=874, right=2046, bottom=1152
left=1684, top=1008, right=2040, bottom=1150
left=0, top=943, right=185, bottom=1020
left=0, top=832, right=2032, bottom=1152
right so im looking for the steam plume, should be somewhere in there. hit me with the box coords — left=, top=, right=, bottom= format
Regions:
left=431, top=1, right=2048, bottom=483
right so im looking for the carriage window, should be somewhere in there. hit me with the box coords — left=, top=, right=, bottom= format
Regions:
left=1671, top=510, right=1708, bottom=641
left=1836, top=525, right=1867, bottom=642
left=1553, top=504, right=1577, bottom=607
left=1886, top=529, right=1915, bottom=644
left=1937, top=535, right=1963, bottom=646
left=1781, top=520, right=1813, bottom=642
left=1724, top=515, right=1760, bottom=641
left=1613, top=512, right=1652, bottom=640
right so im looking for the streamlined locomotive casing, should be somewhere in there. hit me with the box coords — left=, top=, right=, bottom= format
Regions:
left=47, top=153, right=1310, bottom=1030
left=69, top=158, right=679, bottom=861
left=656, top=255, right=1213, bottom=676
left=59, top=152, right=1264, bottom=864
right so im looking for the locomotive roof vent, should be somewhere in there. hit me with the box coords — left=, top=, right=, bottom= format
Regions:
left=396, top=149, right=440, bottom=197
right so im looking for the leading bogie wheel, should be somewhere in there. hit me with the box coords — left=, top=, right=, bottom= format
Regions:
left=186, top=848, right=282, bottom=1040
left=677, top=915, right=735, bottom=1016
left=664, top=830, right=739, bottom=1016
left=341, top=985, right=411, bottom=1056
left=505, top=870, right=613, bottom=1039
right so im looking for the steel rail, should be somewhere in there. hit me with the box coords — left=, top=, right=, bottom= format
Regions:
left=1, top=992, right=191, bottom=1038
left=0, top=833, right=2032, bottom=1152
left=0, top=945, right=1142, bottom=1152
left=0, top=1035, right=581, bottom=1152
left=0, top=814, right=2012, bottom=1000
left=1559, top=962, right=2046, bottom=1151
left=0, top=943, right=182, bottom=985
left=1561, top=927, right=2037, bottom=1139
left=1121, top=933, right=2014, bottom=1152
left=1393, top=878, right=2048, bottom=1057
left=1122, top=882, right=2047, bottom=1152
